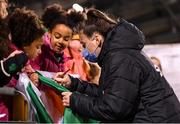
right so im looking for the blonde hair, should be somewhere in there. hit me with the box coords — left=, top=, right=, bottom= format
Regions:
left=150, top=56, right=162, bottom=71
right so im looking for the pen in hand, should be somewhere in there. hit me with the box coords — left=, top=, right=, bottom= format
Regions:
left=53, top=68, right=71, bottom=86
left=53, top=68, right=70, bottom=80
left=61, top=62, right=74, bottom=77
left=62, top=68, right=70, bottom=77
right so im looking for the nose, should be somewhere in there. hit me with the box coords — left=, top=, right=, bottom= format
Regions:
left=57, top=38, right=67, bottom=46
left=5, top=2, right=8, bottom=8
left=58, top=37, right=66, bottom=43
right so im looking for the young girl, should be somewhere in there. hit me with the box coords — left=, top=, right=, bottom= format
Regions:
left=29, top=4, right=73, bottom=123
left=63, top=9, right=91, bottom=81
left=8, top=8, right=44, bottom=61
left=30, top=4, right=72, bottom=72
left=63, top=8, right=101, bottom=84
left=0, top=7, right=44, bottom=121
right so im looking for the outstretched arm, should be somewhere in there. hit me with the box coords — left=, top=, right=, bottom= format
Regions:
left=54, top=73, right=100, bottom=97
left=62, top=56, right=142, bottom=121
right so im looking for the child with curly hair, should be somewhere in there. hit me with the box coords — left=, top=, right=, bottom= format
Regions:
left=29, top=4, right=74, bottom=122
left=63, top=8, right=92, bottom=81
left=0, top=7, right=45, bottom=121
left=30, top=4, right=72, bottom=72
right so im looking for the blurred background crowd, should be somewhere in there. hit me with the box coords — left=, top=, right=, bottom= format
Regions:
left=8, top=0, right=180, bottom=44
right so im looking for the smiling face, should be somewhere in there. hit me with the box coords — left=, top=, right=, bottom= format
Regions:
left=23, top=38, right=43, bottom=60
left=49, top=24, right=72, bottom=53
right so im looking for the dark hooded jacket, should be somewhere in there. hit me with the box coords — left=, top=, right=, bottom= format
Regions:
left=69, top=19, right=180, bottom=122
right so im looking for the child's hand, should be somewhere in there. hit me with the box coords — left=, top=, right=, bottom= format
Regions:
left=29, top=72, right=39, bottom=86
left=22, top=65, right=39, bottom=86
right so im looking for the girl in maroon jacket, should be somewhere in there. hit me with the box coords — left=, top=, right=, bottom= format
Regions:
left=29, top=4, right=74, bottom=122
left=30, top=4, right=73, bottom=72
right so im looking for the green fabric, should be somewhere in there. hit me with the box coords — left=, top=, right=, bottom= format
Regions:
left=27, top=83, right=53, bottom=123
left=38, top=74, right=68, bottom=92
left=63, top=108, right=84, bottom=123
left=38, top=73, right=99, bottom=123
left=9, top=63, right=17, bottom=72
left=63, top=108, right=99, bottom=123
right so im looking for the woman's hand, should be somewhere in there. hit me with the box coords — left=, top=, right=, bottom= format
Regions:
left=61, top=92, right=72, bottom=107
left=53, top=72, right=72, bottom=88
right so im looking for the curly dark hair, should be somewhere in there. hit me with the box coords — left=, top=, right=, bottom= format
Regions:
left=84, top=8, right=117, bottom=38
left=42, top=4, right=86, bottom=34
left=67, top=10, right=86, bottom=34
left=42, top=4, right=69, bottom=31
left=8, top=8, right=45, bottom=49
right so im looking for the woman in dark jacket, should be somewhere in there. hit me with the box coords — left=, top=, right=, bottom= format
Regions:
left=54, top=8, right=180, bottom=122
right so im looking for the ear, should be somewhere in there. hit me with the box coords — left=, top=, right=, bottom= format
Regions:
left=93, top=32, right=103, bottom=46
left=47, top=31, right=51, bottom=37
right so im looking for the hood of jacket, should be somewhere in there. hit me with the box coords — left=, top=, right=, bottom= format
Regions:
left=98, top=19, right=145, bottom=66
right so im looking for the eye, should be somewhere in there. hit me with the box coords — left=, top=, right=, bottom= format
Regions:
left=64, top=36, right=70, bottom=41
left=54, top=33, right=61, bottom=39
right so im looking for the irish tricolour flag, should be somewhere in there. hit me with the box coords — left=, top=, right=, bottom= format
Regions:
left=16, top=72, right=98, bottom=123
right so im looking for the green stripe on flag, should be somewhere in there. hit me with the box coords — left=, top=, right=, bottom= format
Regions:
left=37, top=72, right=99, bottom=123
left=38, top=74, right=69, bottom=92
left=27, top=82, right=53, bottom=123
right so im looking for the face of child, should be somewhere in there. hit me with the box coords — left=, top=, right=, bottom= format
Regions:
left=69, top=40, right=83, bottom=52
left=0, top=0, right=8, bottom=19
left=23, top=38, right=43, bottom=60
left=49, top=24, right=72, bottom=53
left=79, top=33, right=90, bottom=49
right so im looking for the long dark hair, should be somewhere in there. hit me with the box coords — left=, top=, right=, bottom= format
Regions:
left=67, top=9, right=86, bottom=34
